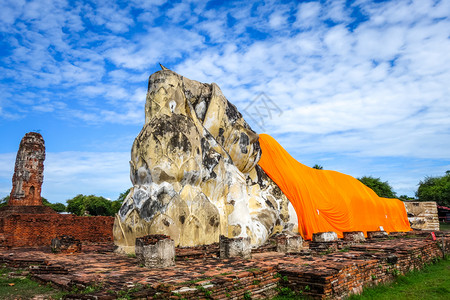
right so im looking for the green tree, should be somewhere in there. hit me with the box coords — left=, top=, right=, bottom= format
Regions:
left=66, top=194, right=114, bottom=216
left=42, top=197, right=66, bottom=213
left=111, top=188, right=130, bottom=215
left=66, top=194, right=86, bottom=216
left=0, top=195, right=9, bottom=208
left=358, top=176, right=397, bottom=198
left=416, top=171, right=450, bottom=207
left=312, top=164, right=323, bottom=170
left=0, top=195, right=66, bottom=212
left=87, top=196, right=113, bottom=216
left=49, top=202, right=66, bottom=212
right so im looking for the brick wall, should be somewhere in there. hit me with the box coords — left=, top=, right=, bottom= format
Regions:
left=1, top=214, right=114, bottom=247
left=279, top=237, right=450, bottom=299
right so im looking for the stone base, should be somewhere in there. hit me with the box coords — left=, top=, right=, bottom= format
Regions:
left=343, top=231, right=365, bottom=242
left=274, top=234, right=303, bottom=253
left=135, top=235, right=175, bottom=268
left=312, top=231, right=338, bottom=242
left=51, top=235, right=82, bottom=253
left=219, top=235, right=251, bottom=259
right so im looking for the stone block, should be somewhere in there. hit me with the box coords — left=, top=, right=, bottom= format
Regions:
left=343, top=231, right=365, bottom=242
left=367, top=231, right=388, bottom=239
left=51, top=235, right=81, bottom=253
left=135, top=235, right=175, bottom=268
left=274, top=234, right=303, bottom=253
left=219, top=235, right=251, bottom=259
left=312, top=231, right=338, bottom=242
left=404, top=201, right=439, bottom=231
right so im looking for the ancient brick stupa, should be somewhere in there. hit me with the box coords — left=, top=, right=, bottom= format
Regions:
left=0, top=132, right=114, bottom=247
left=0, top=132, right=56, bottom=216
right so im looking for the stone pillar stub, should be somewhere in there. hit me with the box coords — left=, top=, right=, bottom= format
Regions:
left=51, top=235, right=82, bottom=253
left=312, top=231, right=338, bottom=242
left=135, top=235, right=175, bottom=268
left=274, top=234, right=303, bottom=253
left=343, top=231, right=366, bottom=242
left=9, top=132, right=45, bottom=206
left=219, top=235, right=251, bottom=259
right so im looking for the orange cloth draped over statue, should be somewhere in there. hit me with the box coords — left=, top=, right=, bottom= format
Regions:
left=258, top=133, right=411, bottom=240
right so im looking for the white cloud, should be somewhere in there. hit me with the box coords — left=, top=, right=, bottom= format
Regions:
left=294, top=1, right=322, bottom=28
left=1, top=0, right=449, bottom=197
left=172, top=4, right=450, bottom=201
left=269, top=11, right=286, bottom=29
left=0, top=151, right=134, bottom=201
left=43, top=151, right=130, bottom=202
left=84, top=1, right=134, bottom=33
left=324, top=0, right=350, bottom=23
left=166, top=2, right=193, bottom=23
left=324, top=25, right=352, bottom=55
left=105, top=27, right=205, bottom=71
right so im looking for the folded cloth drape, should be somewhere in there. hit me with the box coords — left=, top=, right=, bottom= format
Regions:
left=258, top=133, right=411, bottom=240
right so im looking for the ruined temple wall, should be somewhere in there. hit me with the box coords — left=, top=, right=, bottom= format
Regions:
left=1, top=214, right=114, bottom=247
left=279, top=238, right=449, bottom=299
left=404, top=201, right=439, bottom=231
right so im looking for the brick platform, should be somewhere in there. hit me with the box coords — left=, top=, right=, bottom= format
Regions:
left=0, top=232, right=448, bottom=299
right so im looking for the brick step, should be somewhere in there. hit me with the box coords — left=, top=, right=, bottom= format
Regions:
left=29, top=264, right=69, bottom=274
left=0, top=257, right=48, bottom=268
left=31, top=273, right=73, bottom=289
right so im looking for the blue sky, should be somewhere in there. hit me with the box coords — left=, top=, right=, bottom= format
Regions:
left=1, top=0, right=449, bottom=203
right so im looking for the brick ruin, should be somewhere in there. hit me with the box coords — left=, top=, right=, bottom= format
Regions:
left=9, top=132, right=46, bottom=206
left=0, top=231, right=448, bottom=299
left=0, top=132, right=114, bottom=247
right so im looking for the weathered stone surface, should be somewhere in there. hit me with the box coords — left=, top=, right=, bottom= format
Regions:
left=135, top=235, right=175, bottom=268
left=343, top=231, right=365, bottom=242
left=9, top=132, right=45, bottom=206
left=312, top=231, right=338, bottom=242
left=51, top=235, right=82, bottom=253
left=274, top=234, right=303, bottom=253
left=219, top=235, right=251, bottom=259
left=404, top=201, right=439, bottom=231
left=114, top=67, right=298, bottom=253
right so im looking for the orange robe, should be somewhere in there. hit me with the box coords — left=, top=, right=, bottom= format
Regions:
left=258, top=133, right=411, bottom=240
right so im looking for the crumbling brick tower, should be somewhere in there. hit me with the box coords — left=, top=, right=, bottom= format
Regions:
left=9, top=132, right=45, bottom=206
left=0, top=132, right=114, bottom=247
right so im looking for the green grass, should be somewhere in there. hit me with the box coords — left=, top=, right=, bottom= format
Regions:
left=349, top=256, right=450, bottom=300
left=440, top=222, right=450, bottom=232
left=0, top=265, right=67, bottom=299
